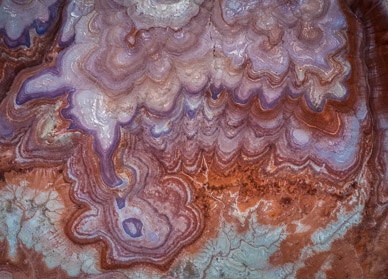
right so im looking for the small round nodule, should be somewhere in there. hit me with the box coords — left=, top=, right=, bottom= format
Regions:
left=122, top=218, right=143, bottom=238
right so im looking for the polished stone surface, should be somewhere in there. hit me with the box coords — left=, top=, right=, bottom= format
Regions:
left=0, top=0, right=388, bottom=278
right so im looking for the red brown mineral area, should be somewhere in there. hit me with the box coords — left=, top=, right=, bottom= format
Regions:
left=0, top=0, right=388, bottom=278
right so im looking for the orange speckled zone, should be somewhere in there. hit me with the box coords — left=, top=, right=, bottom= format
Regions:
left=0, top=0, right=388, bottom=278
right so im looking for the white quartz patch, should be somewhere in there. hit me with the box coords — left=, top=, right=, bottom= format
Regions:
left=60, top=0, right=94, bottom=43
left=163, top=184, right=366, bottom=279
left=123, top=0, right=204, bottom=30
left=292, top=128, right=311, bottom=146
left=0, top=180, right=100, bottom=277
left=168, top=214, right=291, bottom=279
left=0, top=0, right=56, bottom=40
left=72, top=89, right=117, bottom=151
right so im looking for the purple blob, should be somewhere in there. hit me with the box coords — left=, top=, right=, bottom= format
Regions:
left=0, top=117, right=13, bottom=138
left=122, top=218, right=143, bottom=238
left=210, top=84, right=223, bottom=100
left=186, top=107, right=197, bottom=119
left=116, top=195, right=128, bottom=209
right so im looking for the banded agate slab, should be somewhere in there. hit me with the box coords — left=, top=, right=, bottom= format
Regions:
left=0, top=0, right=388, bottom=278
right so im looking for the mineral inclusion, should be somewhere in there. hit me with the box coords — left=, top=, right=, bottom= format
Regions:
left=0, top=0, right=388, bottom=278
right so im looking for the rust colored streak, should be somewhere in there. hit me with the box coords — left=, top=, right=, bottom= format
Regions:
left=0, top=0, right=387, bottom=278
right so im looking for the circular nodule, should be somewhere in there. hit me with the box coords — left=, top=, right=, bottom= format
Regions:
left=299, top=25, right=323, bottom=45
left=122, top=218, right=143, bottom=238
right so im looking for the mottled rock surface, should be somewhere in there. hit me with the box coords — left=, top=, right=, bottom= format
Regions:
left=0, top=0, right=387, bottom=278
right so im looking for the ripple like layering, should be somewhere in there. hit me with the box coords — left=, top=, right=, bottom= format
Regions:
left=0, top=0, right=388, bottom=278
